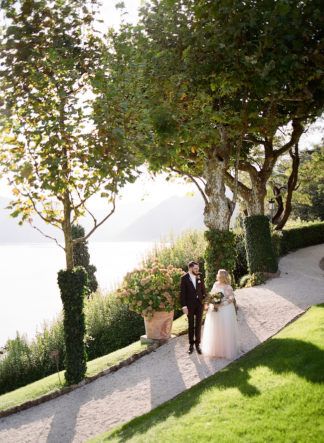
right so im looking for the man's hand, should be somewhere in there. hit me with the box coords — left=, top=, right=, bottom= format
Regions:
left=182, top=307, right=189, bottom=316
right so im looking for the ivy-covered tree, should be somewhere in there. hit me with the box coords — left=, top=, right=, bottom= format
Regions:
left=0, top=0, right=142, bottom=383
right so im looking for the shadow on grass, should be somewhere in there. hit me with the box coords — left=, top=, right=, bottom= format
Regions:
left=106, top=336, right=324, bottom=442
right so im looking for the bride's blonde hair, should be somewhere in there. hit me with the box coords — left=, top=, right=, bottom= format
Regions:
left=217, top=269, right=231, bottom=285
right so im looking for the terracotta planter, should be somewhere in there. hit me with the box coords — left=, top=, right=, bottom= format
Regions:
left=144, top=310, right=174, bottom=340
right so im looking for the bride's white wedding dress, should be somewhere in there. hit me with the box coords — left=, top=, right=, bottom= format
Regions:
left=201, top=283, right=239, bottom=360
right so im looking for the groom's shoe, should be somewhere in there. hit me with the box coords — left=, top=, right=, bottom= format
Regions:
left=188, top=345, right=194, bottom=354
left=195, top=344, right=202, bottom=354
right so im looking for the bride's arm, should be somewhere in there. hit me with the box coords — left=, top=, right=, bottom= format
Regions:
left=219, top=285, right=235, bottom=306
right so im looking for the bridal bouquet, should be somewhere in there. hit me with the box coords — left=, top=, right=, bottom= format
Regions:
left=116, top=260, right=185, bottom=318
left=205, top=291, right=224, bottom=311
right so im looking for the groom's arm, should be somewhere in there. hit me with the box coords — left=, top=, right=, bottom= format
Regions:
left=180, top=276, right=188, bottom=315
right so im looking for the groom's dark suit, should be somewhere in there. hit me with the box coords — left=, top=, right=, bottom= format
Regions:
left=180, top=272, right=206, bottom=347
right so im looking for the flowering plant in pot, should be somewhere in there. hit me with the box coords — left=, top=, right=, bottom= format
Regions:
left=116, top=261, right=185, bottom=339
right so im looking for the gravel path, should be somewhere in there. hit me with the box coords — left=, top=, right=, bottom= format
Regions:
left=1, top=244, right=323, bottom=443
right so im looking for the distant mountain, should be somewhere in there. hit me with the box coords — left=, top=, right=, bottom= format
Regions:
left=114, top=194, right=205, bottom=241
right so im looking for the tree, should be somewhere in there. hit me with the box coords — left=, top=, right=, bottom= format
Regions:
left=0, top=0, right=142, bottom=384
left=0, top=0, right=141, bottom=269
left=129, top=0, right=324, bottom=277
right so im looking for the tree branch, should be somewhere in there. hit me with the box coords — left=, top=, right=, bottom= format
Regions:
left=30, top=223, right=65, bottom=250
left=73, top=197, right=116, bottom=244
left=170, top=167, right=209, bottom=206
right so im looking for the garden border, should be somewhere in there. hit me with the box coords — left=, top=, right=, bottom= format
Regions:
left=0, top=341, right=164, bottom=418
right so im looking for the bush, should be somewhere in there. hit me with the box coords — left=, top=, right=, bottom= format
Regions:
left=0, top=317, right=65, bottom=395
left=272, top=221, right=324, bottom=257
left=84, top=291, right=144, bottom=361
left=116, top=261, right=185, bottom=318
left=240, top=272, right=266, bottom=288
left=142, top=228, right=206, bottom=275
left=244, top=215, right=278, bottom=274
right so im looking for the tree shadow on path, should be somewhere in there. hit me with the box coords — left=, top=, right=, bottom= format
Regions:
left=108, top=335, right=324, bottom=442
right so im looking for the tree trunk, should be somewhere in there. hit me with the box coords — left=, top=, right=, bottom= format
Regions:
left=275, top=144, right=300, bottom=230
left=203, top=150, right=233, bottom=230
left=245, top=179, right=267, bottom=216
left=63, top=191, right=74, bottom=270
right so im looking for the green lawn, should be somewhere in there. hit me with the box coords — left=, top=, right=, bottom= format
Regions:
left=89, top=304, right=324, bottom=443
left=0, top=314, right=188, bottom=412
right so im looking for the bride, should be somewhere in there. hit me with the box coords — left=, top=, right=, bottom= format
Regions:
left=201, top=269, right=239, bottom=360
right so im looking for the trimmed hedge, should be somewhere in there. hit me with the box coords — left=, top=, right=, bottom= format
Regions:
left=244, top=215, right=278, bottom=274
left=57, top=267, right=88, bottom=385
left=72, top=224, right=98, bottom=295
left=272, top=222, right=324, bottom=257
left=204, top=229, right=237, bottom=291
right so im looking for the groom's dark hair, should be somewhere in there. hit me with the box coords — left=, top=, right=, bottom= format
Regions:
left=188, top=261, right=198, bottom=269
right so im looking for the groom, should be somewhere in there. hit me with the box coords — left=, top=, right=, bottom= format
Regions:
left=181, top=261, right=206, bottom=354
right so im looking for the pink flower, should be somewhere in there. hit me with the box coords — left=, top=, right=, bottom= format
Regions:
left=137, top=301, right=142, bottom=306
left=159, top=303, right=165, bottom=309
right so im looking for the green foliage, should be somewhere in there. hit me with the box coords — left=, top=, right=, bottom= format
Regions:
left=244, top=215, right=278, bottom=273
left=142, top=229, right=206, bottom=275
left=117, top=262, right=185, bottom=318
left=241, top=272, right=266, bottom=288
left=0, top=318, right=65, bottom=395
left=0, top=0, right=142, bottom=269
left=72, top=224, right=98, bottom=294
left=233, top=233, right=248, bottom=284
left=57, top=267, right=88, bottom=385
left=290, top=146, right=324, bottom=221
left=84, top=292, right=144, bottom=361
left=0, top=290, right=144, bottom=395
left=132, top=0, right=324, bottom=228
left=204, top=230, right=237, bottom=291
left=273, top=222, right=324, bottom=256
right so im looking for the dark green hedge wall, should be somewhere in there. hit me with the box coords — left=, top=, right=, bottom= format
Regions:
left=272, top=222, right=324, bottom=257
left=244, top=215, right=278, bottom=274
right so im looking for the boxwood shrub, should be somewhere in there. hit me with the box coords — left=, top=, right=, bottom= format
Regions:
left=272, top=222, right=324, bottom=257
left=244, top=215, right=278, bottom=274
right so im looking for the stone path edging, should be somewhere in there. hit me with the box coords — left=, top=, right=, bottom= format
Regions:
left=0, top=342, right=164, bottom=418
left=0, top=327, right=189, bottom=419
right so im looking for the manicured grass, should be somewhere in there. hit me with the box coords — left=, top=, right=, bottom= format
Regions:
left=0, top=314, right=189, bottom=412
left=89, top=304, right=324, bottom=443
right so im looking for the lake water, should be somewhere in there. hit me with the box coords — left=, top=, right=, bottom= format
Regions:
left=0, top=241, right=155, bottom=347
